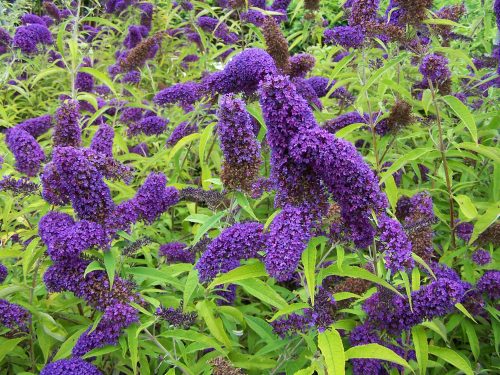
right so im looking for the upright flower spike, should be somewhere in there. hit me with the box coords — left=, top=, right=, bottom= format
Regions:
left=196, top=222, right=266, bottom=283
left=160, top=242, right=195, bottom=264
left=265, top=204, right=318, bottom=281
left=73, top=303, right=138, bottom=357
left=202, top=48, right=277, bottom=97
left=349, top=0, right=380, bottom=30
left=6, top=127, right=45, bottom=177
left=53, top=147, right=114, bottom=222
left=377, top=214, right=414, bottom=272
left=217, top=94, right=261, bottom=192
left=17, top=114, right=52, bottom=138
left=123, top=25, right=149, bottom=49
left=13, top=24, right=53, bottom=54
left=289, top=53, right=316, bottom=78
left=262, top=17, right=290, bottom=74
left=41, top=358, right=103, bottom=375
left=419, top=54, right=451, bottom=85
left=259, top=74, right=325, bottom=206
left=90, top=123, right=114, bottom=157
left=53, top=100, right=81, bottom=147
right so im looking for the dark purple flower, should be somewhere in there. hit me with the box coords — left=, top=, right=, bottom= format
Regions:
left=54, top=99, right=81, bottom=147
left=196, top=222, right=266, bottom=282
left=217, top=94, right=261, bottom=192
left=159, top=242, right=195, bottom=264
left=377, top=214, right=414, bottom=272
left=128, top=115, right=168, bottom=136
left=324, top=26, right=365, bottom=48
left=13, top=24, right=53, bottom=54
left=180, top=54, right=199, bottom=69
left=16, top=114, right=52, bottom=138
left=73, top=303, right=138, bottom=357
left=477, top=270, right=500, bottom=300
left=41, top=358, right=103, bottom=375
left=53, top=147, right=114, bottom=222
left=240, top=10, right=266, bottom=26
left=90, top=123, right=114, bottom=157
left=153, top=81, right=204, bottom=112
left=420, top=54, right=451, bottom=83
left=271, top=313, right=310, bottom=338
left=456, top=221, right=473, bottom=242
left=6, top=127, right=45, bottom=176
left=0, top=299, right=31, bottom=332
left=471, top=249, right=492, bottom=266
left=202, top=48, right=277, bottom=97
left=289, top=53, right=316, bottom=78
left=21, top=13, right=48, bottom=26
left=166, top=121, right=199, bottom=147
left=75, top=71, right=94, bottom=92
left=128, top=142, right=149, bottom=156
left=139, top=2, right=154, bottom=29
left=124, top=25, right=149, bottom=49
left=0, top=175, right=39, bottom=196
left=196, top=16, right=238, bottom=44
left=0, top=263, right=7, bottom=283
left=323, top=112, right=365, bottom=134
left=349, top=0, right=380, bottom=29
left=156, top=304, right=197, bottom=329
left=265, top=204, right=318, bottom=281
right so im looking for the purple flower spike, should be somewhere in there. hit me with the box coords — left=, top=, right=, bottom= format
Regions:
left=54, top=99, right=81, bottom=147
left=324, top=26, right=365, bottom=48
left=91, top=123, right=114, bottom=157
left=6, top=127, right=45, bottom=176
left=128, top=115, right=168, bottom=136
left=41, top=358, right=103, bottom=375
left=13, top=24, right=53, bottom=54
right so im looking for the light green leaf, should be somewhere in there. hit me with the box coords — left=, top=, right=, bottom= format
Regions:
left=0, top=338, right=24, bottom=362
left=264, top=209, right=282, bottom=230
left=235, top=279, right=288, bottom=309
left=209, top=262, right=267, bottom=289
left=468, top=205, right=499, bottom=244
left=455, top=303, right=477, bottom=323
left=84, top=260, right=105, bottom=277
left=318, top=327, right=345, bottom=375
left=462, top=320, right=479, bottom=360
left=302, top=238, right=320, bottom=305
left=454, top=195, right=478, bottom=220
left=127, top=326, right=139, bottom=374
left=193, top=210, right=226, bottom=243
left=379, top=148, right=433, bottom=184
left=384, top=174, right=398, bottom=210
left=183, top=269, right=199, bottom=308
left=455, top=142, right=500, bottom=163
left=335, top=122, right=366, bottom=139
left=196, top=300, right=232, bottom=348
left=80, top=67, right=117, bottom=96
left=345, top=343, right=412, bottom=371
left=428, top=345, right=473, bottom=375
left=268, top=303, right=310, bottom=322
left=412, top=326, right=428, bottom=375
left=235, top=192, right=258, bottom=220
left=82, top=345, right=120, bottom=359
left=103, top=250, right=116, bottom=289
left=442, top=95, right=477, bottom=143
left=53, top=328, right=88, bottom=361
left=198, top=122, right=216, bottom=190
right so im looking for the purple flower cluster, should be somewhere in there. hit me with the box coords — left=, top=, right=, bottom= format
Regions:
left=6, top=127, right=45, bottom=177
left=153, top=81, right=204, bottom=112
left=289, top=53, right=316, bottom=78
left=265, top=204, right=318, bottom=281
left=129, top=142, right=149, bottom=156
left=477, top=270, right=500, bottom=300
left=41, top=358, right=103, bottom=375
left=324, top=26, right=365, bottom=49
left=0, top=176, right=39, bottom=196
left=456, top=221, right=473, bottom=242
left=203, top=48, right=277, bottom=97
left=127, top=115, right=168, bottom=136
left=73, top=304, right=138, bottom=357
left=17, top=114, right=52, bottom=138
left=156, top=304, right=197, bottom=329
left=124, top=25, right=149, bottom=49
left=217, top=94, right=261, bottom=192
left=323, top=112, right=365, bottom=134
left=159, top=242, right=195, bottom=264
left=196, top=222, right=266, bottom=282
left=377, top=214, right=414, bottom=272
left=0, top=263, right=7, bottom=283
left=13, top=24, right=53, bottom=54
left=0, top=27, right=11, bottom=54
left=53, top=100, right=81, bottom=147
left=419, top=54, right=451, bottom=83
left=90, top=123, right=114, bottom=157
left=0, top=299, right=31, bottom=332
left=197, top=16, right=238, bottom=44
left=471, top=249, right=491, bottom=266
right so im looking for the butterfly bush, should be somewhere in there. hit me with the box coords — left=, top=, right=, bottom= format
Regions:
left=0, top=0, right=499, bottom=374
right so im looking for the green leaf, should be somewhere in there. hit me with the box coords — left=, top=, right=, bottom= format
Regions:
left=421, top=89, right=432, bottom=115
left=127, top=326, right=139, bottom=374
left=168, top=133, right=201, bottom=163
left=468, top=205, right=499, bottom=244
left=335, top=122, right=366, bottom=139
left=268, top=303, right=310, bottom=322
left=302, top=238, right=321, bottom=305
left=80, top=67, right=117, bottom=96
left=319, top=265, right=403, bottom=297
left=345, top=343, right=412, bottom=371
left=264, top=209, right=282, bottom=230
left=198, top=122, right=216, bottom=190
left=209, top=262, right=267, bottom=289
left=196, top=300, right=232, bottom=348
left=412, top=254, right=436, bottom=280
left=454, top=195, right=478, bottom=220
left=318, top=327, right=345, bottom=375
left=84, top=260, right=105, bottom=277
left=428, top=345, right=473, bottom=375
left=235, top=279, right=288, bottom=309
left=103, top=250, right=116, bottom=289
left=128, top=267, right=184, bottom=289
left=183, top=269, right=199, bottom=308
left=441, top=95, right=477, bottom=143
left=412, top=326, right=428, bottom=375
left=192, top=210, right=226, bottom=244
left=384, top=175, right=398, bottom=210
left=53, top=327, right=89, bottom=361
left=235, top=192, right=258, bottom=220
left=455, top=303, right=477, bottom=323
left=379, top=148, right=433, bottom=184
left=0, top=338, right=24, bottom=362
left=455, top=142, right=500, bottom=163
left=82, top=345, right=120, bottom=359
left=160, top=329, right=224, bottom=353
left=462, top=320, right=479, bottom=360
